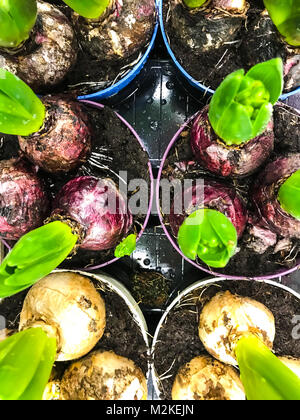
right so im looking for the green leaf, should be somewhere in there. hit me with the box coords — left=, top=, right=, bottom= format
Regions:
left=208, top=60, right=283, bottom=145
left=0, top=69, right=45, bottom=136
left=177, top=209, right=237, bottom=268
left=0, top=328, right=56, bottom=401
left=18, top=335, right=56, bottom=401
left=209, top=69, right=244, bottom=135
left=246, top=58, right=284, bottom=105
left=62, top=0, right=110, bottom=19
left=278, top=170, right=300, bottom=219
left=0, top=327, right=25, bottom=362
left=183, top=0, right=207, bottom=7
left=236, top=335, right=300, bottom=400
left=0, top=221, right=78, bottom=298
left=216, top=101, right=253, bottom=145
left=114, top=234, right=137, bottom=258
left=177, top=210, right=204, bottom=260
left=263, top=0, right=300, bottom=46
left=0, top=9, right=19, bottom=48
left=251, top=102, right=273, bottom=139
left=0, top=0, right=37, bottom=48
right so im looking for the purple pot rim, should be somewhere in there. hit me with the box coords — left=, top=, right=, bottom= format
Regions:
left=156, top=112, right=300, bottom=281
left=1, top=101, right=154, bottom=271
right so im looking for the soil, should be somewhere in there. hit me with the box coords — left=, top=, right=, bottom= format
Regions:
left=163, top=0, right=299, bottom=93
left=132, top=270, right=171, bottom=308
left=153, top=279, right=300, bottom=400
left=161, top=103, right=300, bottom=278
left=0, top=272, right=149, bottom=377
left=0, top=101, right=151, bottom=269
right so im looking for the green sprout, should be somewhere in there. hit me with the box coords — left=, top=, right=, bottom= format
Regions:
left=264, top=0, right=300, bottom=47
left=236, top=335, right=300, bottom=400
left=114, top=234, right=137, bottom=258
left=208, top=58, right=283, bottom=146
left=62, top=0, right=111, bottom=19
left=0, top=68, right=45, bottom=136
left=0, top=328, right=56, bottom=400
left=278, top=170, right=300, bottom=220
left=183, top=0, right=207, bottom=7
left=177, top=209, right=237, bottom=268
left=0, top=0, right=37, bottom=48
left=0, top=221, right=78, bottom=298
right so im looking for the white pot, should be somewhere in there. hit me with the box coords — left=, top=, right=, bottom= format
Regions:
left=151, top=277, right=300, bottom=399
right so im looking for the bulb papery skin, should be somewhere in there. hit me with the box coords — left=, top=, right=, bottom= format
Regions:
left=198, top=291, right=275, bottom=365
left=0, top=1, right=78, bottom=92
left=284, top=55, right=300, bottom=93
left=172, top=355, right=245, bottom=400
left=191, top=106, right=274, bottom=178
left=183, top=0, right=247, bottom=13
left=60, top=350, right=147, bottom=400
left=0, top=158, right=49, bottom=240
left=252, top=154, right=300, bottom=239
left=171, top=0, right=248, bottom=74
left=71, top=0, right=156, bottom=62
left=52, top=176, right=133, bottom=251
left=211, top=0, right=247, bottom=13
left=169, top=179, right=247, bottom=238
left=19, top=272, right=106, bottom=362
left=43, top=366, right=62, bottom=400
left=18, top=96, right=92, bottom=174
left=279, top=357, right=300, bottom=379
left=43, top=380, right=61, bottom=401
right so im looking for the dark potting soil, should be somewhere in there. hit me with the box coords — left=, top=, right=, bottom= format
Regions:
left=0, top=102, right=151, bottom=269
left=45, top=1, right=156, bottom=96
left=161, top=103, right=300, bottom=278
left=131, top=271, right=171, bottom=308
left=163, top=0, right=299, bottom=93
left=0, top=273, right=148, bottom=377
left=153, top=280, right=300, bottom=400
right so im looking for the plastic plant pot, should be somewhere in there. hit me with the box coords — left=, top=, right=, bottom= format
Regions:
left=151, top=276, right=300, bottom=400
left=159, top=0, right=300, bottom=101
left=78, top=0, right=160, bottom=101
left=0, top=269, right=150, bottom=400
left=156, top=107, right=300, bottom=280
left=0, top=101, right=154, bottom=271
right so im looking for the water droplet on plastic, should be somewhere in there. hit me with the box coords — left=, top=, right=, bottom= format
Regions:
left=150, top=121, right=159, bottom=131
left=163, top=69, right=173, bottom=77
left=161, top=99, right=167, bottom=106
left=146, top=97, right=154, bottom=104
left=166, top=81, right=175, bottom=90
left=143, top=258, right=150, bottom=266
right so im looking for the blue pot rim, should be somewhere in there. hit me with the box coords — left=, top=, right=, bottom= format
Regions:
left=78, top=0, right=160, bottom=101
left=159, top=0, right=300, bottom=100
